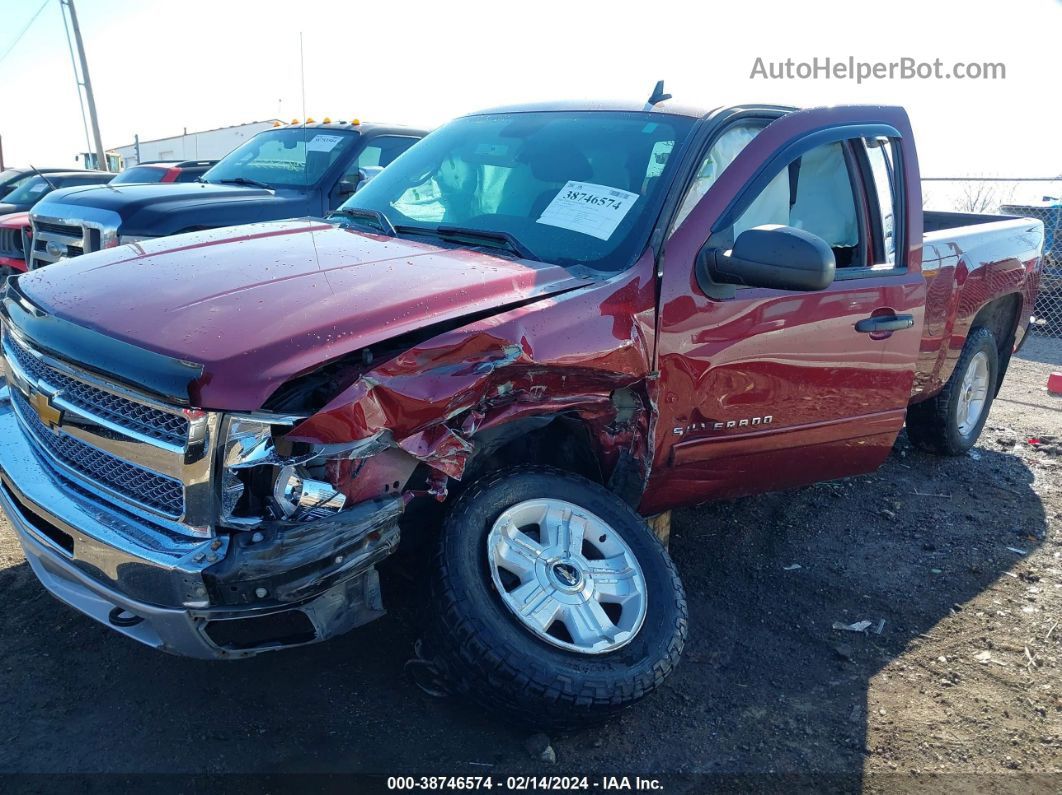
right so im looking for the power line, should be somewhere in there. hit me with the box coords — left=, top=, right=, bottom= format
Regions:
left=0, top=0, right=52, bottom=67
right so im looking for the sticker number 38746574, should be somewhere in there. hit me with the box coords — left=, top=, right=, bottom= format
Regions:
left=536, top=181, right=640, bottom=241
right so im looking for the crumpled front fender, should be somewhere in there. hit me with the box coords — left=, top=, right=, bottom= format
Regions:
left=286, top=253, right=660, bottom=489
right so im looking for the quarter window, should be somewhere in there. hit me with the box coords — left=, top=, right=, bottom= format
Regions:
left=864, top=138, right=899, bottom=265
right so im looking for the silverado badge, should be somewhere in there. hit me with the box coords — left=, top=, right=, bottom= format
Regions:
left=673, top=416, right=773, bottom=436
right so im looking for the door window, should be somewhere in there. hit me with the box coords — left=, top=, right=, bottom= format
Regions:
left=342, top=136, right=419, bottom=181
left=725, top=140, right=864, bottom=268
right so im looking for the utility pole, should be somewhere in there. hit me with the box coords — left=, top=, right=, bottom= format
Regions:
left=63, top=0, right=105, bottom=170
left=299, top=32, right=306, bottom=122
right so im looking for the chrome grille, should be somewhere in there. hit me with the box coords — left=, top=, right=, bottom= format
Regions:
left=29, top=215, right=97, bottom=268
left=12, top=390, right=185, bottom=517
left=0, top=227, right=23, bottom=258
left=3, top=334, right=189, bottom=446
left=34, top=221, right=83, bottom=237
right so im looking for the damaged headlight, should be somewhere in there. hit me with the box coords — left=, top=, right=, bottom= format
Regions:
left=220, top=414, right=348, bottom=527
left=273, top=464, right=346, bottom=519
left=222, top=415, right=289, bottom=469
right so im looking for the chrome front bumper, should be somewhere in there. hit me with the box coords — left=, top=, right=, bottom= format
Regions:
left=0, top=388, right=402, bottom=658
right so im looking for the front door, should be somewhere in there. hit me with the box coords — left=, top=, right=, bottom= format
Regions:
left=642, top=106, right=926, bottom=513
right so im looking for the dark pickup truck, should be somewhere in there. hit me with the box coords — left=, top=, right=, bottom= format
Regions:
left=0, top=99, right=1043, bottom=728
left=25, top=120, right=425, bottom=268
left=0, top=170, right=113, bottom=217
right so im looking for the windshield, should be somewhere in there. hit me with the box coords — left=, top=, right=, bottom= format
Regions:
left=338, top=111, right=695, bottom=271
left=201, top=128, right=360, bottom=189
left=0, top=169, right=26, bottom=188
left=110, top=166, right=167, bottom=185
left=6, top=175, right=52, bottom=204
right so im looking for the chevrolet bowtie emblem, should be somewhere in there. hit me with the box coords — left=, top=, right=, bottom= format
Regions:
left=29, top=389, right=63, bottom=430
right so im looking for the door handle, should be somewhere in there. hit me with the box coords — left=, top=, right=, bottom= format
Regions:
left=854, top=314, right=914, bottom=333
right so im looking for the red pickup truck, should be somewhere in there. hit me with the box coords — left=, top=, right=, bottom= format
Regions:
left=0, top=212, right=31, bottom=278
left=0, top=100, right=1043, bottom=728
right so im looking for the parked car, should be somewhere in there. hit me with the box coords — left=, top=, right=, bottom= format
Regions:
left=0, top=170, right=113, bottom=217
left=0, top=212, right=31, bottom=278
left=0, top=100, right=1043, bottom=728
left=25, top=121, right=426, bottom=268
left=0, top=167, right=68, bottom=200
left=108, top=160, right=217, bottom=185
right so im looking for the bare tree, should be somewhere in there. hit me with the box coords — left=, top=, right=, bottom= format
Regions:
left=954, top=179, right=1017, bottom=214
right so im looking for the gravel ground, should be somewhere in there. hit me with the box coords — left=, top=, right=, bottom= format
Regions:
left=0, top=335, right=1059, bottom=789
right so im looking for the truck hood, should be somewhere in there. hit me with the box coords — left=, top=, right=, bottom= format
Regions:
left=0, top=201, right=29, bottom=216
left=0, top=211, right=30, bottom=229
left=34, top=182, right=304, bottom=236
left=17, top=219, right=593, bottom=410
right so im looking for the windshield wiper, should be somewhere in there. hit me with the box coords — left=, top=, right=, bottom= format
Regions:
left=329, top=207, right=396, bottom=236
left=395, top=224, right=536, bottom=260
left=216, top=177, right=273, bottom=190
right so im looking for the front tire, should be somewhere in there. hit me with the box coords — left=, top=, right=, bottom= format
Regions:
left=906, top=326, right=999, bottom=455
left=426, top=466, right=687, bottom=729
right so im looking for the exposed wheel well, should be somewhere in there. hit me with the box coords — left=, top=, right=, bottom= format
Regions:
left=969, top=293, right=1022, bottom=394
left=397, top=416, right=606, bottom=554
left=461, top=415, right=604, bottom=488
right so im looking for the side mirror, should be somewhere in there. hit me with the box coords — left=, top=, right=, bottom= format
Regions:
left=697, top=225, right=836, bottom=295
left=337, top=175, right=362, bottom=197
left=338, top=167, right=384, bottom=198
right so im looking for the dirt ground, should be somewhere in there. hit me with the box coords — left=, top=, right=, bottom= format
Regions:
left=0, top=335, right=1059, bottom=789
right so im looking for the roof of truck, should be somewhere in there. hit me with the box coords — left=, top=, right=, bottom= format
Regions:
left=3, top=167, right=68, bottom=174
left=273, top=120, right=428, bottom=134
left=466, top=99, right=720, bottom=119
left=37, top=170, right=113, bottom=180
left=132, top=160, right=217, bottom=168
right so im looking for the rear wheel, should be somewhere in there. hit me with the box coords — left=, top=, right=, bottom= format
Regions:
left=426, top=466, right=687, bottom=728
left=906, top=326, right=999, bottom=455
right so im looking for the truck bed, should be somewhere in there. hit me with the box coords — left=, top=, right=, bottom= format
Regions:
left=923, top=209, right=1024, bottom=234
left=913, top=210, right=1044, bottom=402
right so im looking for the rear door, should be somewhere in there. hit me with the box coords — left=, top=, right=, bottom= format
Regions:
left=642, top=106, right=926, bottom=513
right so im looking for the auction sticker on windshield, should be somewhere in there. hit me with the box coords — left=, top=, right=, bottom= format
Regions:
left=306, top=134, right=344, bottom=152
left=536, top=181, right=639, bottom=241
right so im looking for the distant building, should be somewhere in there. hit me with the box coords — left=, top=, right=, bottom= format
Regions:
left=107, top=120, right=282, bottom=168
left=77, top=151, right=124, bottom=172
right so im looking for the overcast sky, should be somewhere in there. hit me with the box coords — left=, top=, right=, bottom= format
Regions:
left=1, top=0, right=1059, bottom=179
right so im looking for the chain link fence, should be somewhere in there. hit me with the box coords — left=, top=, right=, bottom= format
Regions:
left=923, top=178, right=1060, bottom=338
left=1000, top=202, right=1062, bottom=337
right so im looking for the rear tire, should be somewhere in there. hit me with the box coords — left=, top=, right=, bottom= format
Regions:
left=906, top=326, right=998, bottom=455
left=426, top=466, right=687, bottom=729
